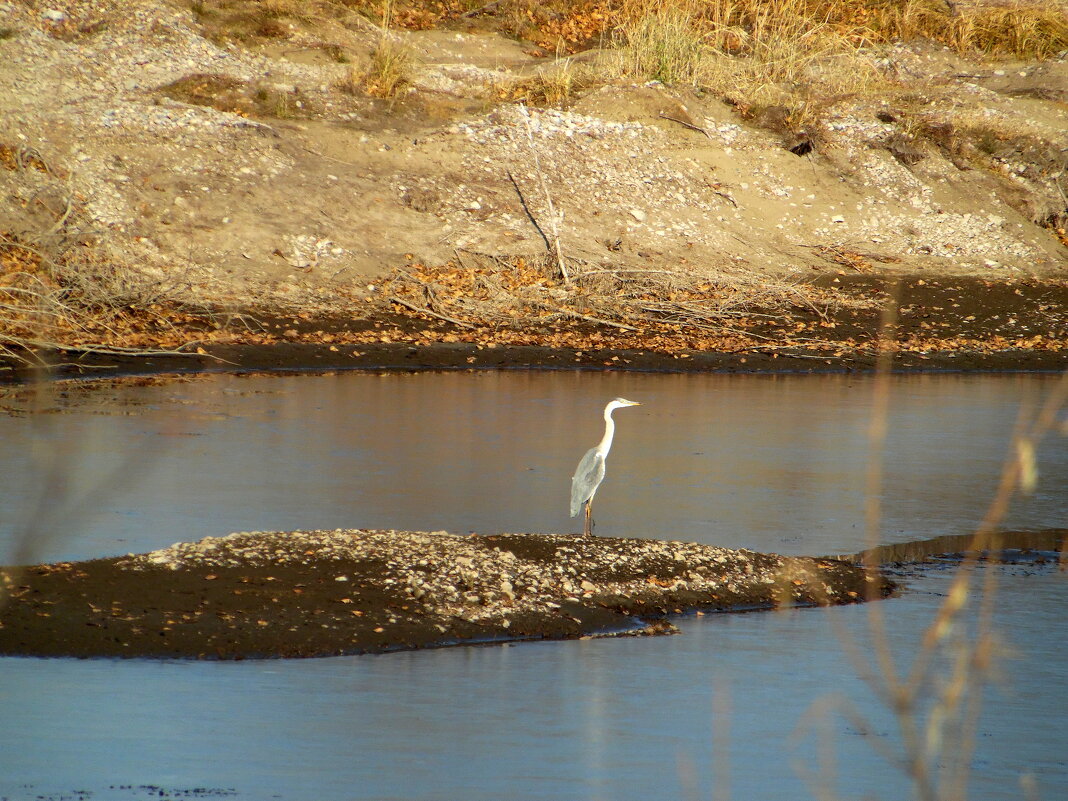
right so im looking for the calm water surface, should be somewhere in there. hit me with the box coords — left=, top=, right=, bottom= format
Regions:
left=1, top=371, right=1065, bottom=800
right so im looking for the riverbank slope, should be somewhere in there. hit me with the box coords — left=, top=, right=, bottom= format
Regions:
left=1, top=0, right=1066, bottom=377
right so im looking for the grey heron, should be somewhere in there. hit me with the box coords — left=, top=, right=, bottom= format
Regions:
left=570, top=397, right=641, bottom=536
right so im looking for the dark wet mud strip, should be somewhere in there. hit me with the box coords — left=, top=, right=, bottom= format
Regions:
left=0, top=529, right=889, bottom=660
left=3, top=275, right=1067, bottom=382
left=845, top=528, right=1067, bottom=566
left=5, top=339, right=1068, bottom=384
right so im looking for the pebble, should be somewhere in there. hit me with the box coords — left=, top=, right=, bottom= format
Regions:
left=115, top=528, right=805, bottom=628
left=1, top=0, right=1056, bottom=321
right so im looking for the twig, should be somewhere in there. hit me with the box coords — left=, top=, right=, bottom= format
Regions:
left=454, top=0, right=501, bottom=18
left=528, top=299, right=638, bottom=331
left=705, top=180, right=738, bottom=207
left=576, top=268, right=680, bottom=278
left=20, top=361, right=119, bottom=371
left=516, top=104, right=570, bottom=286
left=658, top=112, right=713, bottom=140
left=389, top=295, right=474, bottom=328
left=36, top=342, right=220, bottom=357
left=48, top=193, right=74, bottom=235
left=301, top=146, right=361, bottom=168
left=506, top=170, right=551, bottom=252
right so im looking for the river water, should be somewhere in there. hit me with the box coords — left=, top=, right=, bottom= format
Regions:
left=0, top=370, right=1065, bottom=800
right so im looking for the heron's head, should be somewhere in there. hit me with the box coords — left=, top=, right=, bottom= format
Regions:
left=608, top=397, right=641, bottom=411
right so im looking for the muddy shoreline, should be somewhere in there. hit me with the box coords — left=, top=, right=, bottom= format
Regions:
left=3, top=273, right=1066, bottom=382
left=0, top=529, right=891, bottom=660
left=5, top=341, right=1068, bottom=385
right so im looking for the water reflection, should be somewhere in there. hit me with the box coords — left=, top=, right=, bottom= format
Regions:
left=1, top=371, right=1064, bottom=564
left=0, top=371, right=1065, bottom=800
left=3, top=565, right=1064, bottom=800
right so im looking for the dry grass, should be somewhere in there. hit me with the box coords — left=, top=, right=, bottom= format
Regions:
left=251, top=84, right=301, bottom=117
left=335, top=38, right=415, bottom=98
left=858, top=0, right=1068, bottom=60
left=492, top=59, right=597, bottom=106
left=185, top=0, right=1068, bottom=60
left=600, top=0, right=1065, bottom=143
left=334, top=0, right=417, bottom=99
left=605, top=0, right=893, bottom=139
left=613, top=4, right=712, bottom=86
left=365, top=37, right=416, bottom=97
left=615, top=0, right=1068, bottom=62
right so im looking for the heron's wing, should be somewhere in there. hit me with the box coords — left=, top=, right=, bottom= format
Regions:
left=570, top=447, right=606, bottom=517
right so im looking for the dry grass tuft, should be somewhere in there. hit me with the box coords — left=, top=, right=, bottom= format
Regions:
left=364, top=38, right=416, bottom=97
left=335, top=38, right=415, bottom=98
left=492, top=59, right=596, bottom=106
left=614, top=3, right=711, bottom=86
left=334, top=0, right=416, bottom=99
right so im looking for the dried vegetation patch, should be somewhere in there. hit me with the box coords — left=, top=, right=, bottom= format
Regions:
left=0, top=233, right=240, bottom=366
left=157, top=71, right=355, bottom=119
left=338, top=37, right=417, bottom=98
left=0, top=142, right=241, bottom=367
left=379, top=251, right=879, bottom=352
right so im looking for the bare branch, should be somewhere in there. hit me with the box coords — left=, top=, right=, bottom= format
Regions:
left=389, top=295, right=474, bottom=329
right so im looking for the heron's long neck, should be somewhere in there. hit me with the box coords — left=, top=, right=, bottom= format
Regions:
left=597, top=409, right=616, bottom=454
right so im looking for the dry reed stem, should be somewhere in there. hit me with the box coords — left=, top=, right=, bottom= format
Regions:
left=825, top=286, right=1068, bottom=800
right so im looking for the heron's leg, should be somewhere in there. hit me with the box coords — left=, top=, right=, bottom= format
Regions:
left=584, top=501, right=593, bottom=536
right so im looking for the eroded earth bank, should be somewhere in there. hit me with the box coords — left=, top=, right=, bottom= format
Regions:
left=1, top=0, right=1067, bottom=377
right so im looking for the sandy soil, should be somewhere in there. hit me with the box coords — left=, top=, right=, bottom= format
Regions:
left=1, top=0, right=1066, bottom=375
